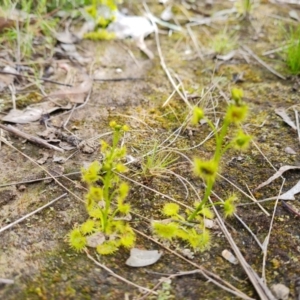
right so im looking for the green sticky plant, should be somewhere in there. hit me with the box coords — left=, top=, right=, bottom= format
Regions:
left=68, top=121, right=136, bottom=255
left=152, top=88, right=251, bottom=252
left=83, top=0, right=122, bottom=40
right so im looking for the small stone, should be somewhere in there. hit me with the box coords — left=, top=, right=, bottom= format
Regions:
left=271, top=283, right=289, bottom=300
left=17, top=185, right=26, bottom=192
left=284, top=147, right=297, bottom=155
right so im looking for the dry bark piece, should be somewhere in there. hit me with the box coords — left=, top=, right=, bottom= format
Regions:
left=78, top=140, right=98, bottom=154
left=36, top=152, right=50, bottom=165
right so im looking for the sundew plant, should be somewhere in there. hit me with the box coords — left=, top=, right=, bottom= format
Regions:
left=68, top=121, right=136, bottom=255
left=153, top=88, right=251, bottom=252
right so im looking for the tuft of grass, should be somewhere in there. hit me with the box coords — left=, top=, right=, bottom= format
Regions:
left=285, top=26, right=300, bottom=75
left=210, top=28, right=237, bottom=55
left=141, top=143, right=179, bottom=179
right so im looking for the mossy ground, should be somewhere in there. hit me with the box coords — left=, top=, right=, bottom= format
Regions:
left=0, top=1, right=300, bottom=299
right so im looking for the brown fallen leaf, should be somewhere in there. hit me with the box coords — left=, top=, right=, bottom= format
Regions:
left=2, top=108, right=43, bottom=123
left=2, top=101, right=72, bottom=124
left=46, top=75, right=93, bottom=103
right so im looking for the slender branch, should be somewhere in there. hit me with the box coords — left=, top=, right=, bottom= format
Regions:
left=0, top=124, right=64, bottom=152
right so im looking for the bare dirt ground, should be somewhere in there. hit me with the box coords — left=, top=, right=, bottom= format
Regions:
left=0, top=1, right=300, bottom=299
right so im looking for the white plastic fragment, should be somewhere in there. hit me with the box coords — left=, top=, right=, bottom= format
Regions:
left=126, top=248, right=162, bottom=267
left=107, top=13, right=154, bottom=40
left=221, top=249, right=238, bottom=265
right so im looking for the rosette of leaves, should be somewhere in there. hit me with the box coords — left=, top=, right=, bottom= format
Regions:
left=68, top=121, right=136, bottom=255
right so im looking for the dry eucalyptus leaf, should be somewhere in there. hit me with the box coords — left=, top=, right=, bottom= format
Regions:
left=277, top=180, right=300, bottom=200
left=289, top=10, right=300, bottom=21
left=275, top=108, right=297, bottom=130
left=86, top=232, right=105, bottom=248
left=55, top=30, right=79, bottom=44
left=255, top=165, right=300, bottom=191
left=46, top=76, right=93, bottom=104
left=221, top=249, right=238, bottom=265
left=2, top=108, right=43, bottom=123
left=126, top=248, right=162, bottom=267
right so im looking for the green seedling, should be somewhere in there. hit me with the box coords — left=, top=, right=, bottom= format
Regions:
left=141, top=142, right=179, bottom=179
left=210, top=28, right=237, bottom=55
left=285, top=26, right=300, bottom=75
left=152, top=88, right=251, bottom=252
left=68, top=121, right=136, bottom=255
left=235, top=0, right=254, bottom=19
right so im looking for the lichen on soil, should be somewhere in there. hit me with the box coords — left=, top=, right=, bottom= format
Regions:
left=1, top=1, right=300, bottom=299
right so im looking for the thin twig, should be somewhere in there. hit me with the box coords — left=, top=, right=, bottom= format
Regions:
left=211, top=190, right=264, bottom=250
left=186, top=24, right=204, bottom=61
left=261, top=179, right=285, bottom=282
left=0, top=193, right=67, bottom=234
left=135, top=229, right=254, bottom=300
left=294, top=109, right=300, bottom=145
left=0, top=70, right=73, bottom=87
left=0, top=124, right=64, bottom=152
left=210, top=198, right=276, bottom=300
left=143, top=3, right=192, bottom=109
left=0, top=171, right=81, bottom=188
left=85, top=250, right=157, bottom=295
